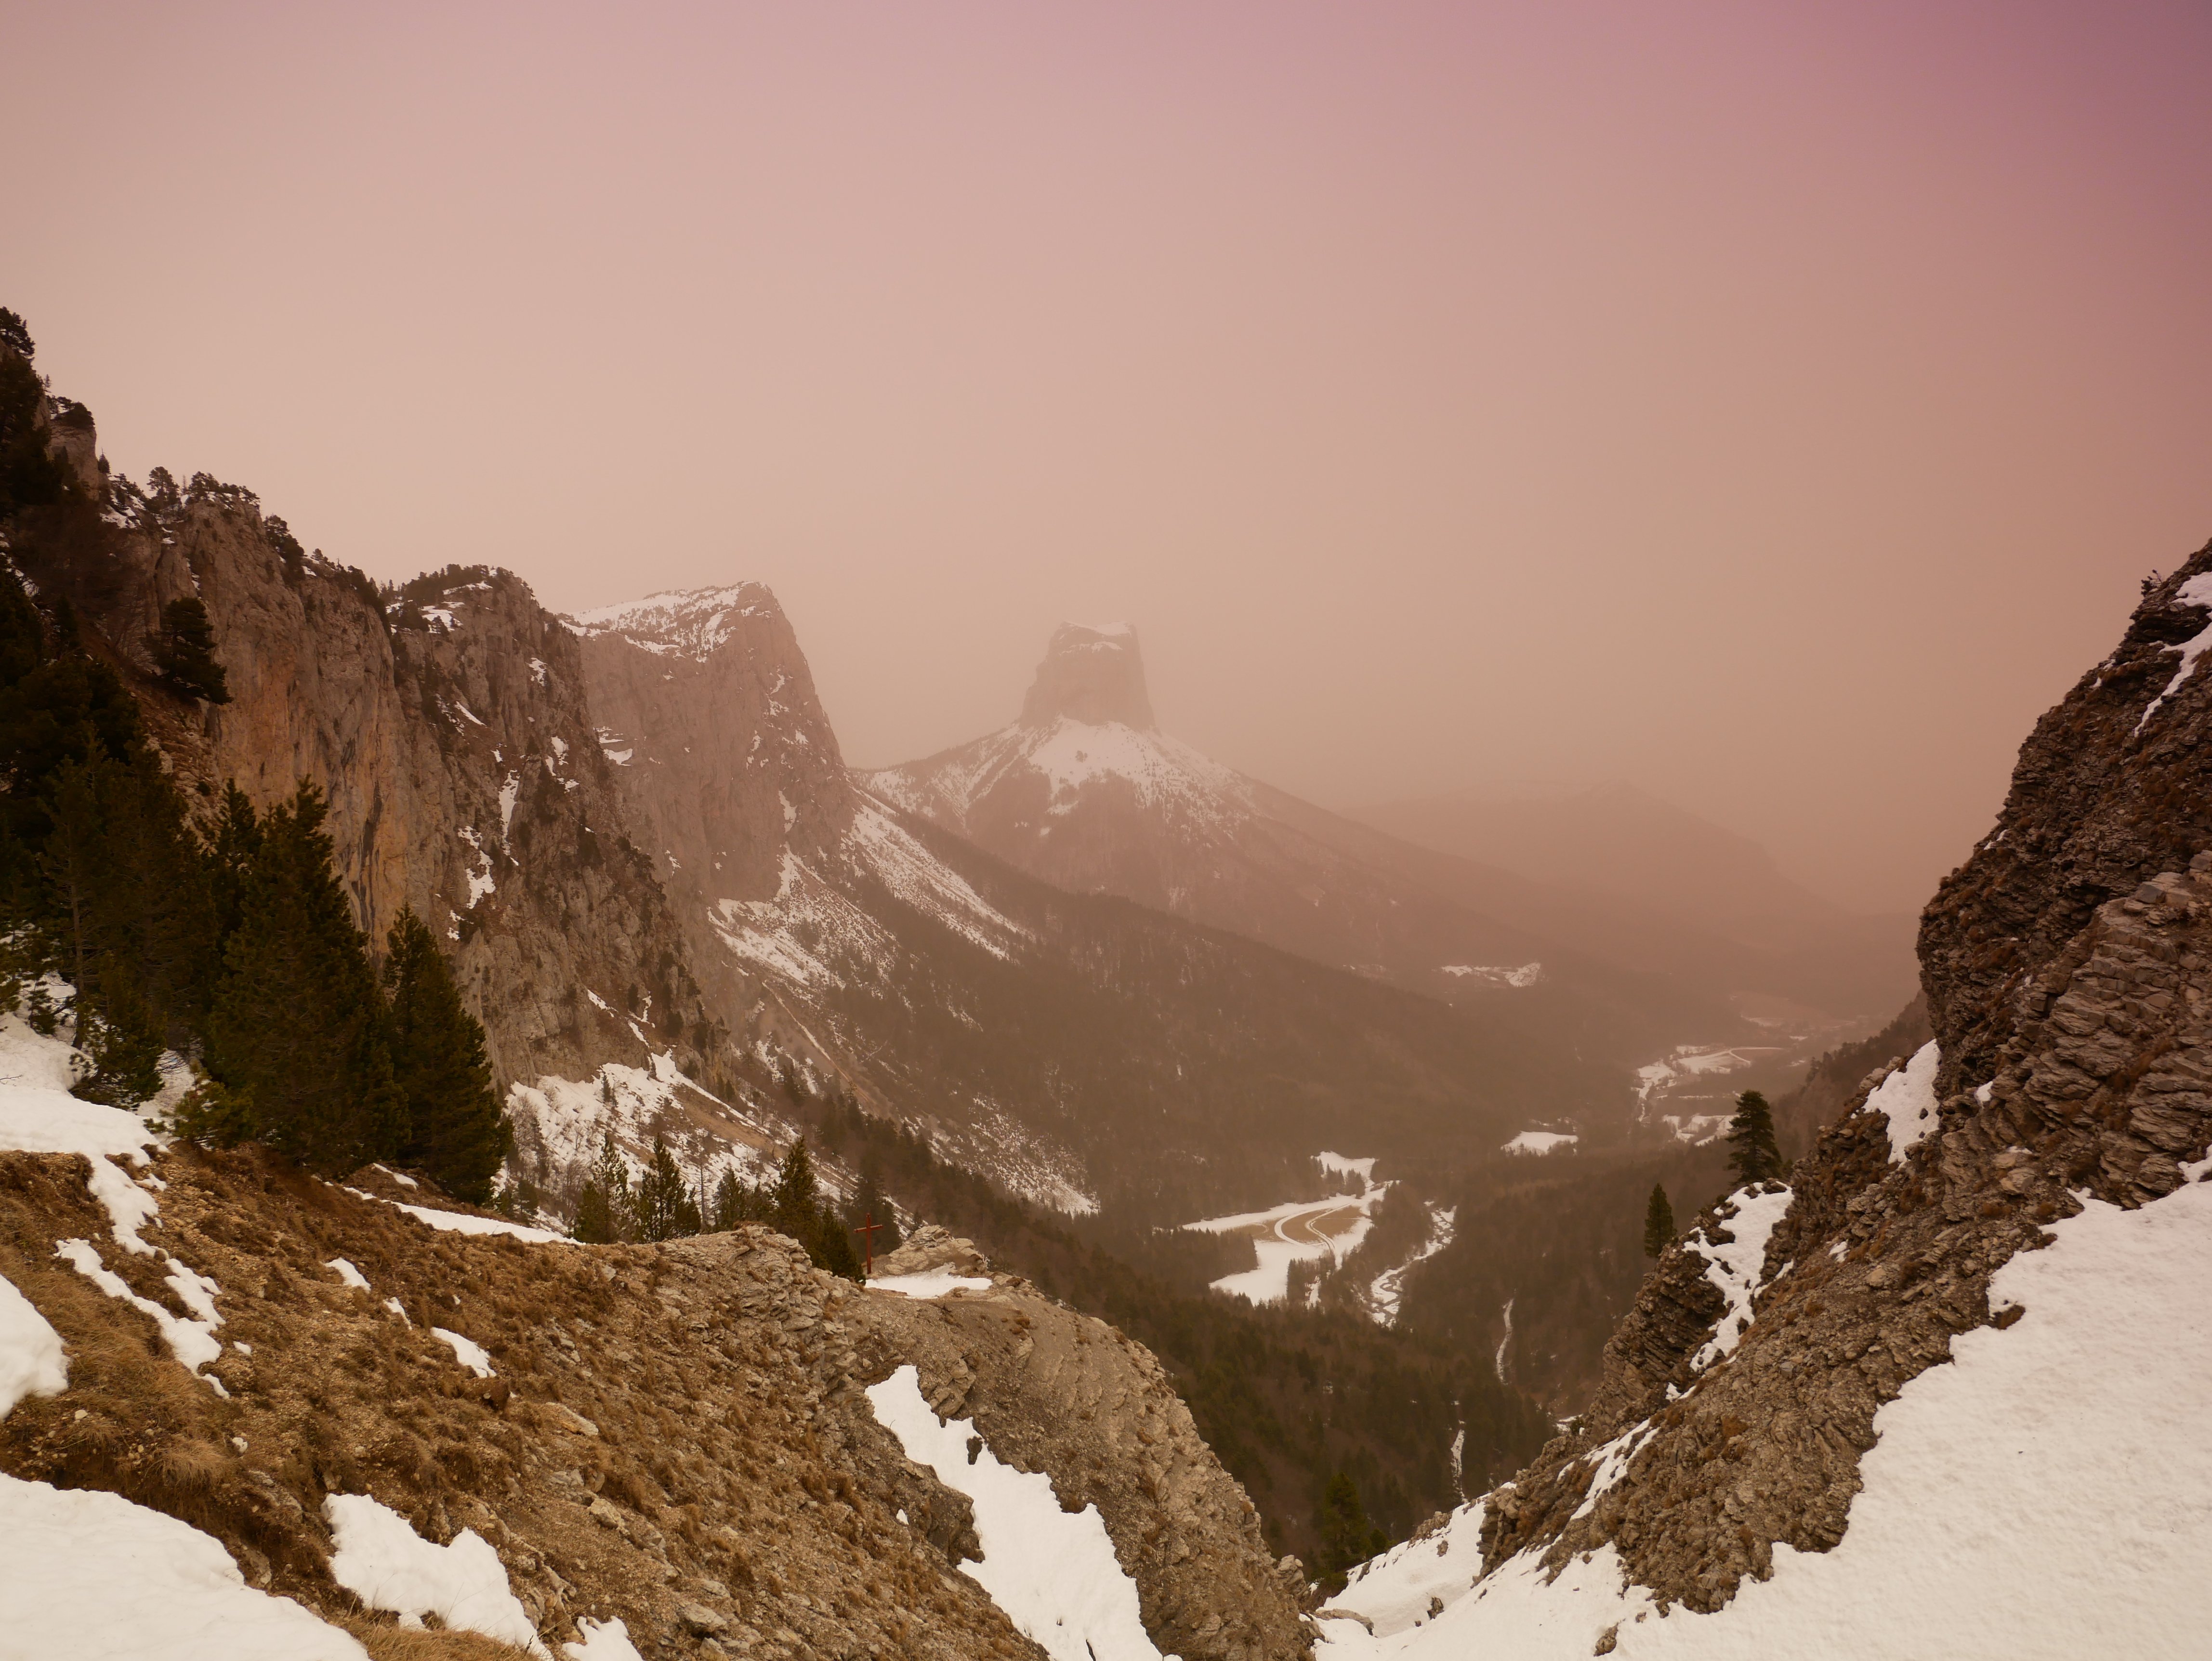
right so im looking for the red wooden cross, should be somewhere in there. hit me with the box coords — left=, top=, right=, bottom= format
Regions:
left=852, top=1211, right=883, bottom=1277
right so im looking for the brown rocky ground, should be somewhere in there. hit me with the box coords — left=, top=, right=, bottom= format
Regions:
left=1, top=1149, right=1307, bottom=1659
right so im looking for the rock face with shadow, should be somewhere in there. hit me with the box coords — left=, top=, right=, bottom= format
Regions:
left=0, top=347, right=730, bottom=1094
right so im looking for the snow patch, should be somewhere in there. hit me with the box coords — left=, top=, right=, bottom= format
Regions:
left=433, top=1328, right=496, bottom=1377
left=0, top=1476, right=368, bottom=1658
left=1683, top=1185, right=1792, bottom=1373
left=865, top=1365, right=1169, bottom=1661
left=868, top=1271, right=991, bottom=1300
left=567, top=584, right=774, bottom=662
left=56, top=1239, right=225, bottom=1385
left=0, top=1272, right=67, bottom=1416
left=345, top=1189, right=574, bottom=1246
left=2133, top=572, right=2212, bottom=733
left=1442, top=962, right=1543, bottom=988
left=1867, top=1041, right=1941, bottom=1162
left=325, top=1493, right=547, bottom=1653
left=1188, top=1154, right=1383, bottom=1305
left=325, top=1258, right=370, bottom=1291
left=563, top=1617, right=646, bottom=1660
left=1503, top=1132, right=1578, bottom=1156
left=1368, top=1205, right=1454, bottom=1327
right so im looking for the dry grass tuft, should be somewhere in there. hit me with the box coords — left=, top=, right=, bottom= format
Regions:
left=156, top=1438, right=228, bottom=1495
left=338, top=1614, right=540, bottom=1660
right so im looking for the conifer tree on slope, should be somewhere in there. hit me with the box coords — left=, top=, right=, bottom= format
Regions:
left=1316, top=1471, right=1387, bottom=1586
left=572, top=1129, right=632, bottom=1244
left=148, top=596, right=230, bottom=705
left=1642, top=1181, right=1675, bottom=1258
left=1726, top=1089, right=1785, bottom=1186
left=632, top=1136, right=702, bottom=1242
left=0, top=561, right=217, bottom=1101
left=205, top=780, right=399, bottom=1174
left=767, top=1136, right=863, bottom=1280
left=383, top=906, right=513, bottom=1202
left=770, top=1135, right=820, bottom=1239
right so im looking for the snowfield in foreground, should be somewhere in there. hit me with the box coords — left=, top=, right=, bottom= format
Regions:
left=1320, top=1173, right=2212, bottom=1659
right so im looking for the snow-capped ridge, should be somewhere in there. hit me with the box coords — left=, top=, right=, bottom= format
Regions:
left=566, top=583, right=781, bottom=662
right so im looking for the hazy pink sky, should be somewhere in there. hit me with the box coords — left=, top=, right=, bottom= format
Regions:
left=10, top=1, right=2212, bottom=911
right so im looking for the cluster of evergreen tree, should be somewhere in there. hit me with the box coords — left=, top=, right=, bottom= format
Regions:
left=0, top=543, right=510, bottom=1198
left=568, top=1124, right=893, bottom=1283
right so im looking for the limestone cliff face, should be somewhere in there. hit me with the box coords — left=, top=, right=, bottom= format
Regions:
left=2, top=395, right=726, bottom=1094
left=1471, top=540, right=2212, bottom=1613
left=568, top=584, right=855, bottom=907
left=565, top=585, right=859, bottom=1064
left=1021, top=621, right=1157, bottom=728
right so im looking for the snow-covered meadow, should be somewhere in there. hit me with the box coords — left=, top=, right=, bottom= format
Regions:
left=1184, top=1152, right=1383, bottom=1304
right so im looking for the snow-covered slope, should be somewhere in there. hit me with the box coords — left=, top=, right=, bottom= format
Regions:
left=1315, top=543, right=2212, bottom=1658
left=1321, top=1170, right=2212, bottom=1659
left=0, top=1003, right=1304, bottom=1658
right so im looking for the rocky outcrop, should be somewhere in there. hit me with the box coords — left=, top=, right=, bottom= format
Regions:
left=1467, top=540, right=2212, bottom=1613
left=1021, top=622, right=1156, bottom=728
left=0, top=386, right=729, bottom=1095
left=0, top=1137, right=1308, bottom=1658
left=864, top=628, right=1907, bottom=1080
left=851, top=1242, right=1315, bottom=1661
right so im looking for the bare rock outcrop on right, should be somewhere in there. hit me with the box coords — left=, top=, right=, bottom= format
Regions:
left=1475, top=538, right=2212, bottom=1613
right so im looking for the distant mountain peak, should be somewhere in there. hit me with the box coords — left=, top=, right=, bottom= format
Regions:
left=1021, top=622, right=1155, bottom=729
left=566, top=583, right=781, bottom=661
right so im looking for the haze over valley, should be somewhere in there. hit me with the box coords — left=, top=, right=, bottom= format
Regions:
left=2, top=4, right=2208, bottom=1658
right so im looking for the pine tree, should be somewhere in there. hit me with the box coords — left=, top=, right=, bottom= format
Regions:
left=383, top=907, right=512, bottom=1201
left=206, top=782, right=262, bottom=941
left=771, top=1136, right=819, bottom=1239
left=1642, top=1182, right=1675, bottom=1258
left=1316, top=1471, right=1387, bottom=1585
left=148, top=597, right=230, bottom=704
left=572, top=1130, right=632, bottom=1243
left=815, top=1198, right=863, bottom=1282
left=1726, top=1090, right=1785, bottom=1186
left=632, top=1137, right=703, bottom=1241
left=711, top=1165, right=767, bottom=1230
left=202, top=779, right=399, bottom=1174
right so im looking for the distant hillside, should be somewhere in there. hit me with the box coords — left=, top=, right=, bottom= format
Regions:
left=868, top=630, right=1914, bottom=1031
left=1351, top=783, right=1916, bottom=1016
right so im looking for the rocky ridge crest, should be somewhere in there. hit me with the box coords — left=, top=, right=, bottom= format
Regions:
left=2, top=442, right=729, bottom=1097
left=1469, top=539, right=2212, bottom=1612
left=0, top=1138, right=1307, bottom=1659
